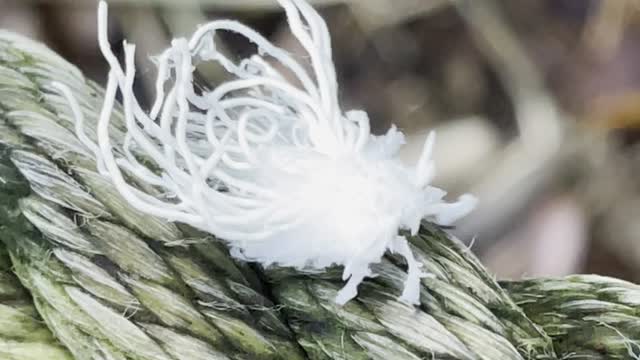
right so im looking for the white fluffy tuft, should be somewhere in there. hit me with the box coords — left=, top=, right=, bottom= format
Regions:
left=56, top=0, right=477, bottom=305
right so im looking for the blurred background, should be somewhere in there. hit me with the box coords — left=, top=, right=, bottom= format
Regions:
left=1, top=0, right=640, bottom=282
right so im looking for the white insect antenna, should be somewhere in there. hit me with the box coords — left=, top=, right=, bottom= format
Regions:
left=55, top=0, right=477, bottom=305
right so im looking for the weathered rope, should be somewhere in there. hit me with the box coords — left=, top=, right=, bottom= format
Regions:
left=1, top=27, right=640, bottom=360
left=504, top=276, right=640, bottom=359
left=0, top=30, right=551, bottom=360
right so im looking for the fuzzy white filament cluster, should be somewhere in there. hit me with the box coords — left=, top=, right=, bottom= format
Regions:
left=56, top=0, right=476, bottom=305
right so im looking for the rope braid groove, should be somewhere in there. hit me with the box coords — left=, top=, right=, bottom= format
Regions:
left=0, top=0, right=639, bottom=359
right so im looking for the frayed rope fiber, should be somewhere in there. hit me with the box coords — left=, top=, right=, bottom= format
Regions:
left=54, top=0, right=477, bottom=305
left=3, top=8, right=640, bottom=359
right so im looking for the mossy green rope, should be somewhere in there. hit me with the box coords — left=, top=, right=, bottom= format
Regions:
left=0, top=30, right=639, bottom=360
